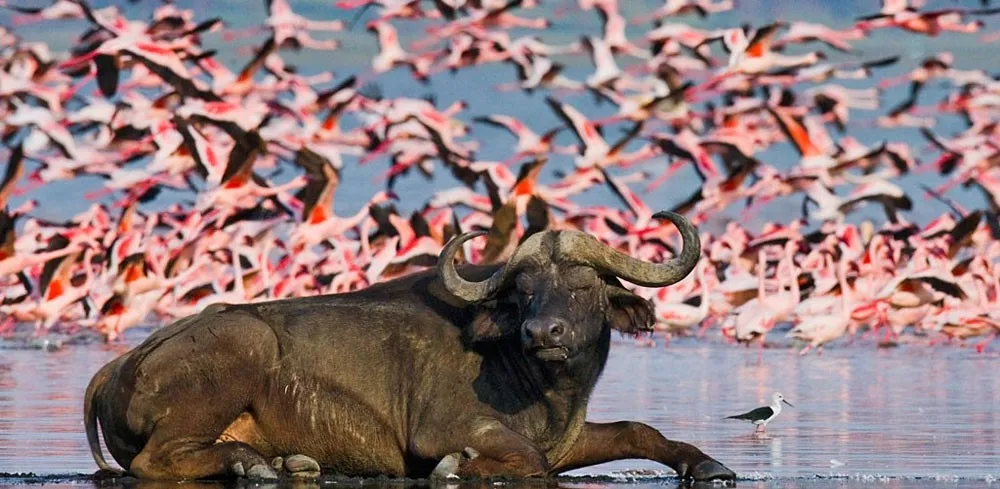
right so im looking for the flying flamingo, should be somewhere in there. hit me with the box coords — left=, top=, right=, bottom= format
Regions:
left=2, top=0, right=86, bottom=26
left=771, top=21, right=866, bottom=53
left=545, top=96, right=649, bottom=170
left=366, top=19, right=436, bottom=82
left=631, top=0, right=735, bottom=24
left=225, top=0, right=343, bottom=49
left=471, top=115, right=565, bottom=165
left=706, top=22, right=827, bottom=86
left=856, top=4, right=999, bottom=37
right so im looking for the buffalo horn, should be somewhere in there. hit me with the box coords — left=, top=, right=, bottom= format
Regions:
left=557, top=211, right=700, bottom=287
left=438, top=231, right=507, bottom=302
left=438, top=227, right=547, bottom=302
left=437, top=211, right=699, bottom=301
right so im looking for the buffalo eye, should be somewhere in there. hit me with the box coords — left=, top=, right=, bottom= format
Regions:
left=515, top=274, right=534, bottom=302
left=518, top=285, right=534, bottom=303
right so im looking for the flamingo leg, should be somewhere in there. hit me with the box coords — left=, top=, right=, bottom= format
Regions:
left=222, top=25, right=266, bottom=42
left=502, top=152, right=527, bottom=167
left=697, top=318, right=714, bottom=337
left=644, top=160, right=685, bottom=193
left=0, top=316, right=16, bottom=335
left=881, top=325, right=895, bottom=343
left=740, top=205, right=759, bottom=222
left=974, top=333, right=996, bottom=354
left=11, top=14, right=45, bottom=26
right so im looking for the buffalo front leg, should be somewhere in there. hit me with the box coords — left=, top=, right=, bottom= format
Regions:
left=551, top=421, right=735, bottom=481
left=130, top=437, right=277, bottom=480
left=128, top=405, right=276, bottom=480
left=428, top=420, right=550, bottom=479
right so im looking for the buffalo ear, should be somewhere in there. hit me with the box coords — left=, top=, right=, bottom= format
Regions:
left=606, top=288, right=655, bottom=336
left=465, top=300, right=521, bottom=343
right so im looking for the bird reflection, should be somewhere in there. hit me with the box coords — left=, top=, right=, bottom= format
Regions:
left=770, top=437, right=783, bottom=468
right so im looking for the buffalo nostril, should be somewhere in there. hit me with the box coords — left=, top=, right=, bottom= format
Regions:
left=524, top=320, right=544, bottom=340
left=549, top=323, right=564, bottom=338
left=524, top=319, right=567, bottom=344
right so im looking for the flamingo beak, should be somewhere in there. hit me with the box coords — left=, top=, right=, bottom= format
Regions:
left=783, top=399, right=794, bottom=408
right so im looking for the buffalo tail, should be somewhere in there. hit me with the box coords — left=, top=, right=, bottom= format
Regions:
left=84, top=360, right=121, bottom=474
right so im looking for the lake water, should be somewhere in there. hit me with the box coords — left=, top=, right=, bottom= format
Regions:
left=1, top=332, right=998, bottom=489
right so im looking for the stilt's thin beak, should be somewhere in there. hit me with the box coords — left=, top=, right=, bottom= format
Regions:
left=783, top=399, right=794, bottom=408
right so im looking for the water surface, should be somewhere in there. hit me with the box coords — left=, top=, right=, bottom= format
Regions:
left=2, top=333, right=998, bottom=488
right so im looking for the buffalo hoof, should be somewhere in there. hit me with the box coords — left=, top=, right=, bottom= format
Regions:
left=430, top=447, right=480, bottom=479
left=284, top=454, right=321, bottom=479
left=247, top=463, right=280, bottom=480
left=231, top=461, right=277, bottom=479
left=690, top=459, right=736, bottom=481
left=92, top=468, right=124, bottom=480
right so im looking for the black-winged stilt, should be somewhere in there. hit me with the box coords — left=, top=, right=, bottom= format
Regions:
left=726, top=392, right=793, bottom=434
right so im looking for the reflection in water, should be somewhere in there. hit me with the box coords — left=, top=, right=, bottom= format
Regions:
left=769, top=437, right=782, bottom=469
left=0, top=475, right=997, bottom=489
left=1, top=336, right=999, bottom=483
left=0, top=477, right=737, bottom=489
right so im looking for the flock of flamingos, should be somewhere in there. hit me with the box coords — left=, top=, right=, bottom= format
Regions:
left=0, top=0, right=999, bottom=355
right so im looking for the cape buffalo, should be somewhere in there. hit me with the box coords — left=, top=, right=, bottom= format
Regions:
left=84, top=210, right=735, bottom=482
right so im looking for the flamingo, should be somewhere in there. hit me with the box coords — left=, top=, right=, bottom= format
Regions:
left=787, top=258, right=854, bottom=355
left=2, top=0, right=86, bottom=26
left=0, top=0, right=998, bottom=350
left=471, top=115, right=564, bottom=165
left=654, top=259, right=713, bottom=336
left=367, top=19, right=435, bottom=82
left=725, top=249, right=786, bottom=354
left=771, top=21, right=866, bottom=53
left=545, top=96, right=649, bottom=170
left=714, top=22, right=827, bottom=79
left=631, top=0, right=735, bottom=24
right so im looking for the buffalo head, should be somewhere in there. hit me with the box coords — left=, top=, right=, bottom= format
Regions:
left=437, top=211, right=700, bottom=364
